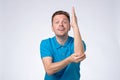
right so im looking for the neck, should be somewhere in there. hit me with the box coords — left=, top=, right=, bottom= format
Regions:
left=56, top=35, right=68, bottom=45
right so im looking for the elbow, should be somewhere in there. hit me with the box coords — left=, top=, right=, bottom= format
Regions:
left=45, top=68, right=54, bottom=75
left=46, top=71, right=53, bottom=75
left=76, top=52, right=84, bottom=55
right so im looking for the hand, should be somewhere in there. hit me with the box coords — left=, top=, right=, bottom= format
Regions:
left=71, top=7, right=78, bottom=28
left=69, top=53, right=86, bottom=63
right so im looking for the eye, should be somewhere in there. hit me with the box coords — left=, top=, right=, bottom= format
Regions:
left=54, top=21, right=59, bottom=24
left=63, top=21, right=67, bottom=24
left=63, top=20, right=68, bottom=24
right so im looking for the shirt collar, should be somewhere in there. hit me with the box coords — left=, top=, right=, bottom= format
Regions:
left=53, top=36, right=71, bottom=49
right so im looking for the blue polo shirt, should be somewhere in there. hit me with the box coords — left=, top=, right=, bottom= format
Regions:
left=40, top=36, right=86, bottom=80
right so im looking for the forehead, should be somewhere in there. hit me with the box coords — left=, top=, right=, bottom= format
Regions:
left=53, top=14, right=68, bottom=20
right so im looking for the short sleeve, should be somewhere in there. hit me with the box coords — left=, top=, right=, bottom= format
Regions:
left=82, top=40, right=86, bottom=52
left=40, top=39, right=52, bottom=58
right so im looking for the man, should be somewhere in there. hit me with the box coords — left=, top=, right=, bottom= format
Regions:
left=40, top=7, right=86, bottom=80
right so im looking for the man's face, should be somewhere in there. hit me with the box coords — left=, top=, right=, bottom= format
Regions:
left=52, top=14, right=70, bottom=37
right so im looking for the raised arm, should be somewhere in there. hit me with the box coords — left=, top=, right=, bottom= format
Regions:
left=71, top=7, right=84, bottom=55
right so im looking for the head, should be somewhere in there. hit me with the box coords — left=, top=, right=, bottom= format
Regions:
left=51, top=10, right=71, bottom=37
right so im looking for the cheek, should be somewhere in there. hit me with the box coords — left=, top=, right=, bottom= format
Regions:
left=52, top=24, right=57, bottom=28
left=52, top=26, right=57, bottom=32
left=65, top=24, right=71, bottom=30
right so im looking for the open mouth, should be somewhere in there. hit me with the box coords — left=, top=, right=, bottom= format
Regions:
left=59, top=29, right=64, bottom=31
left=58, top=27, right=65, bottom=31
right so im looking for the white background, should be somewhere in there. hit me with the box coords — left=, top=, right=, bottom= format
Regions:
left=0, top=0, right=120, bottom=80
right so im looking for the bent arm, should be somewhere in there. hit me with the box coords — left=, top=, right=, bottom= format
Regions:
left=42, top=56, right=71, bottom=75
left=42, top=53, right=85, bottom=75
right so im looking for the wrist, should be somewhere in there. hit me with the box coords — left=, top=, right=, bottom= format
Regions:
left=66, top=56, right=73, bottom=63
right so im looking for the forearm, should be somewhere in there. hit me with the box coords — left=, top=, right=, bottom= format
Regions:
left=73, top=26, right=84, bottom=55
left=46, top=57, right=71, bottom=75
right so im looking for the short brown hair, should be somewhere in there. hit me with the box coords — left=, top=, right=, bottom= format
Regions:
left=51, top=10, right=70, bottom=24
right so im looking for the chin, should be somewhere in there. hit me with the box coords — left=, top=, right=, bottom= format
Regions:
left=56, top=34, right=67, bottom=37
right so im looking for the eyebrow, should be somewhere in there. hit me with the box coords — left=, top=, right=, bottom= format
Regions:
left=54, top=18, right=68, bottom=21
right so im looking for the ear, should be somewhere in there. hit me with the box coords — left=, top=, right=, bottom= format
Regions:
left=51, top=26, right=54, bottom=32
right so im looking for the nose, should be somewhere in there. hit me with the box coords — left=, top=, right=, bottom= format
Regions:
left=59, top=21, right=63, bottom=26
